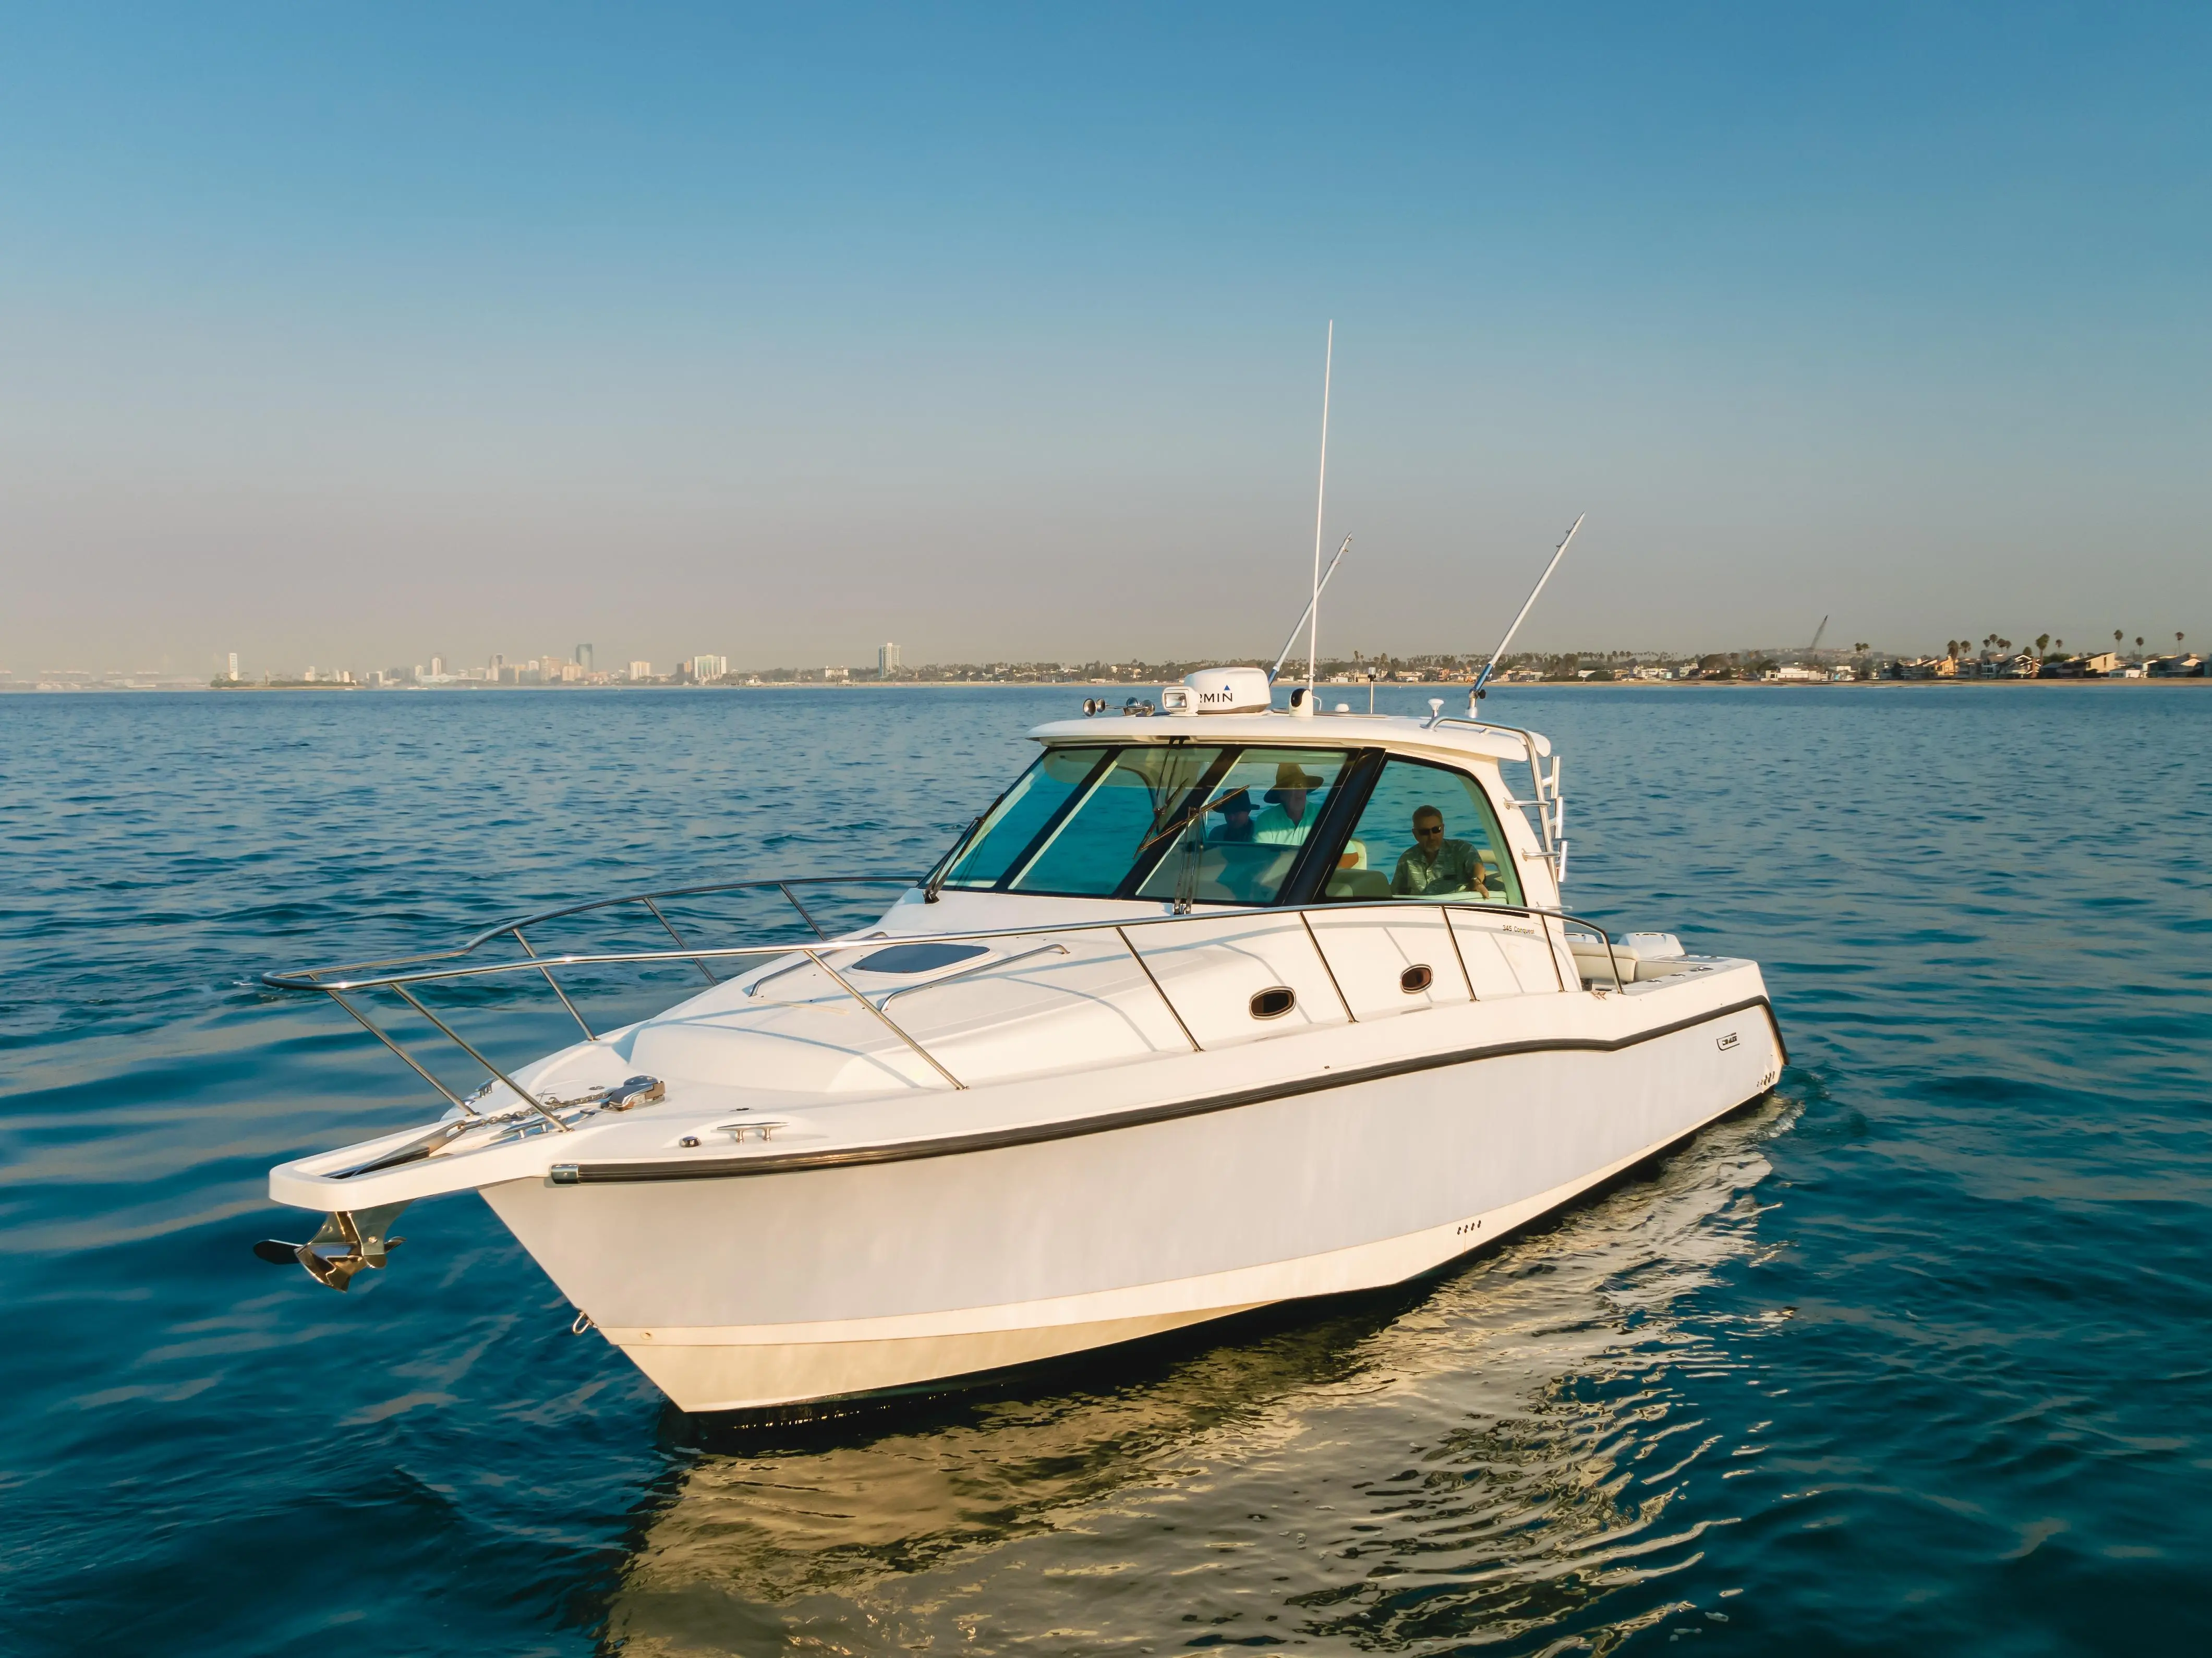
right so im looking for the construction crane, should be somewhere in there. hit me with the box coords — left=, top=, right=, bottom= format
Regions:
left=1807, top=614, right=1830, bottom=655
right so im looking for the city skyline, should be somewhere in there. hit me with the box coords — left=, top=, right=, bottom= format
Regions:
left=11, top=627, right=2199, bottom=692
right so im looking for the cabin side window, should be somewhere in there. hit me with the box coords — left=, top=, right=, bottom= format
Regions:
left=1324, top=758, right=1522, bottom=906
left=1009, top=744, right=1229, bottom=897
left=938, top=746, right=1108, bottom=889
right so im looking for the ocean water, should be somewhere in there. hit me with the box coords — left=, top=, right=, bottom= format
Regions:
left=1, top=683, right=2206, bottom=1656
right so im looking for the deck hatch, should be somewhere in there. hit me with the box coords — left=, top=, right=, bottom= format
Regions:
left=852, top=942, right=989, bottom=975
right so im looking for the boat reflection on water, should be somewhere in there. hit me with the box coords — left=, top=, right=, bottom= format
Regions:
left=601, top=1097, right=1795, bottom=1655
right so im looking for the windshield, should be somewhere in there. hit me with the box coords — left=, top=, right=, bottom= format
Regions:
left=1131, top=747, right=1354, bottom=904
left=940, top=744, right=1355, bottom=902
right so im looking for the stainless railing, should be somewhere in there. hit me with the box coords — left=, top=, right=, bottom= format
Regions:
left=1429, top=715, right=1567, bottom=877
left=263, top=875, right=921, bottom=1127
left=264, top=877, right=1634, bottom=1115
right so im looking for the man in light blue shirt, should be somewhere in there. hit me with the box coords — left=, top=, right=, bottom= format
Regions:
left=1253, top=761, right=1325, bottom=845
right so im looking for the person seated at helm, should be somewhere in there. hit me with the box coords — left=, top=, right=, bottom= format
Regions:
left=1253, top=762, right=1325, bottom=844
left=1392, top=805, right=1491, bottom=897
left=1212, top=788, right=1257, bottom=842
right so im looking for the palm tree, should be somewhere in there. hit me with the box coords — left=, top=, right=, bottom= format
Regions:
left=2114, top=629, right=2124, bottom=646
left=2135, top=636, right=2145, bottom=651
left=2036, top=633, right=2050, bottom=656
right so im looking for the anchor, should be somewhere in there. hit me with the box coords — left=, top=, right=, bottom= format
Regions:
left=252, top=1202, right=410, bottom=1291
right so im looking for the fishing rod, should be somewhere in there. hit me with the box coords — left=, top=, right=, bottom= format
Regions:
left=1268, top=536, right=1351, bottom=683
left=1469, top=513, right=1585, bottom=703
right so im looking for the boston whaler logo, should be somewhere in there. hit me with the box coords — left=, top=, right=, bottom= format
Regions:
left=1717, top=1032, right=1740, bottom=1050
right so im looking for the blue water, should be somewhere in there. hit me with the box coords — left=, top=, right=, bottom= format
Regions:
left=2, top=684, right=2207, bottom=1655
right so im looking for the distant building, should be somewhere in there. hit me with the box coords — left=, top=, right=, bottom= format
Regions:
left=826, top=665, right=850, bottom=682
left=576, top=644, right=594, bottom=672
left=226, top=651, right=239, bottom=681
left=629, top=661, right=651, bottom=681
left=691, top=654, right=728, bottom=682
left=1894, top=656, right=1958, bottom=680
left=878, top=642, right=901, bottom=674
left=2047, top=651, right=2122, bottom=678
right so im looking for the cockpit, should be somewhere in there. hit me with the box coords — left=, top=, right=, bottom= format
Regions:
left=936, top=742, right=1525, bottom=910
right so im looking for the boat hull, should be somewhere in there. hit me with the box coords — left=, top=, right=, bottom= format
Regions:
left=481, top=994, right=1782, bottom=1412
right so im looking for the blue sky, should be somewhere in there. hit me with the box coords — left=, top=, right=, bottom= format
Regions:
left=3, top=4, right=2206, bottom=671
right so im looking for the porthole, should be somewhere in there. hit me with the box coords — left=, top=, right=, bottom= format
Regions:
left=1400, top=964, right=1434, bottom=994
left=1249, top=985, right=1297, bottom=1020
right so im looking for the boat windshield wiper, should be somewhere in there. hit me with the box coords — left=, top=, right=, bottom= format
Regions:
left=923, top=816, right=984, bottom=904
left=1134, top=786, right=1248, bottom=858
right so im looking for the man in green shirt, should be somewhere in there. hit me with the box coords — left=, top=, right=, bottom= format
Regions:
left=1391, top=805, right=1491, bottom=897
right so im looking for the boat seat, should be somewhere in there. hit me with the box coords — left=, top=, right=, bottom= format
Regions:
left=1326, top=868, right=1392, bottom=899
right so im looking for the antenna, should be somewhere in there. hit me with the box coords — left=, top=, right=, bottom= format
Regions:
left=1469, top=514, right=1586, bottom=701
left=1303, top=321, right=1333, bottom=709
left=1268, top=536, right=1351, bottom=682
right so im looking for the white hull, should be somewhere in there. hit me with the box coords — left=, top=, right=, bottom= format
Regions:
left=479, top=984, right=1780, bottom=1411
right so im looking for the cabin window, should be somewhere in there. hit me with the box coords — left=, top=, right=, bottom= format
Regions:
left=1324, top=757, right=1522, bottom=907
left=1009, top=744, right=1229, bottom=896
left=939, top=746, right=1108, bottom=889
left=1132, top=747, right=1355, bottom=904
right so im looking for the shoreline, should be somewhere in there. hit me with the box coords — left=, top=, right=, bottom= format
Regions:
left=7, top=677, right=2203, bottom=696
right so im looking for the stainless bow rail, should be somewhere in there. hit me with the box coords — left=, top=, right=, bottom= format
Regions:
left=263, top=876, right=1634, bottom=1111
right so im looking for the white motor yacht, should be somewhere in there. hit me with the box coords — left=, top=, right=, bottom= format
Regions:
left=259, top=667, right=1785, bottom=1413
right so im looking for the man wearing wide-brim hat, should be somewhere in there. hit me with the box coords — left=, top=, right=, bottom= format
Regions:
left=1253, top=760, right=1326, bottom=845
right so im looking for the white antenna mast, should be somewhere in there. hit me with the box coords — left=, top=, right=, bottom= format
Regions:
left=1299, top=321, right=1333, bottom=713
left=1469, top=513, right=1586, bottom=703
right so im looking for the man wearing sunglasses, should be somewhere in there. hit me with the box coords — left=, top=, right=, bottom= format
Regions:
left=1390, top=805, right=1491, bottom=898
